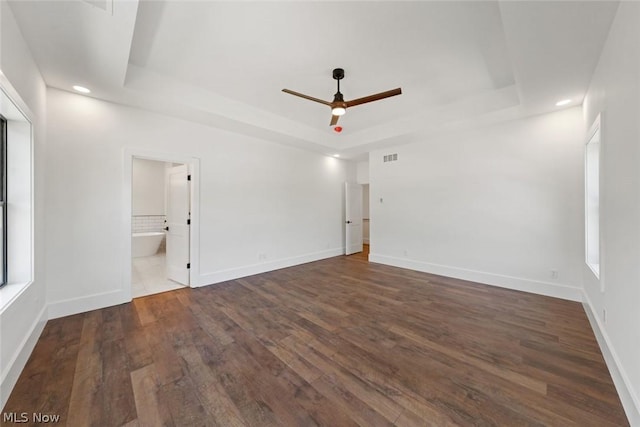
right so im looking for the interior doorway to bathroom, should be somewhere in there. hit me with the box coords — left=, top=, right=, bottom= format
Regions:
left=131, top=158, right=190, bottom=298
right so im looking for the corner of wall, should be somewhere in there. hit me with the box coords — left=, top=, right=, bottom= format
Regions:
left=582, top=291, right=640, bottom=425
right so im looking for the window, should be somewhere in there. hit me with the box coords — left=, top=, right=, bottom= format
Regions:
left=585, top=114, right=601, bottom=280
left=0, top=86, right=33, bottom=298
left=0, top=116, right=6, bottom=287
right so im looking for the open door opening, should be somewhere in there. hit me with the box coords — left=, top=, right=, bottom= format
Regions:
left=131, top=159, right=191, bottom=298
left=363, top=184, right=370, bottom=258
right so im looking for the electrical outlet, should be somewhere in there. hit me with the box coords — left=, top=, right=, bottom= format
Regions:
left=551, top=269, right=558, bottom=279
left=403, top=249, right=408, bottom=257
left=258, top=252, right=266, bottom=261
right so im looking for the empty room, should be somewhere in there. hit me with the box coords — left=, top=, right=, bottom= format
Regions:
left=0, top=1, right=638, bottom=425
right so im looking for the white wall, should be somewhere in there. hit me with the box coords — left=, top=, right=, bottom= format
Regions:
left=356, top=160, right=369, bottom=184
left=582, top=2, right=640, bottom=423
left=0, top=2, right=47, bottom=410
left=132, top=158, right=166, bottom=216
left=45, top=88, right=350, bottom=316
left=370, top=107, right=585, bottom=301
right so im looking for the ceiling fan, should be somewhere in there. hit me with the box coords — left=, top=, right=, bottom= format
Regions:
left=282, top=68, right=402, bottom=126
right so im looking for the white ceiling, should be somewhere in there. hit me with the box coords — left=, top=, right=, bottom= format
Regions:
left=8, top=1, right=619, bottom=158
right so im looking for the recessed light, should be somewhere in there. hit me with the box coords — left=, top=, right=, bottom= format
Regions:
left=73, top=85, right=91, bottom=94
left=333, top=154, right=340, bottom=158
left=556, top=99, right=571, bottom=106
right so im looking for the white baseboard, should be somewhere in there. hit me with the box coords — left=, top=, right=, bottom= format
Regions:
left=0, top=304, right=47, bottom=410
left=369, top=253, right=583, bottom=302
left=583, top=292, right=640, bottom=426
left=47, top=248, right=345, bottom=315
left=197, top=248, right=344, bottom=286
left=47, top=289, right=126, bottom=320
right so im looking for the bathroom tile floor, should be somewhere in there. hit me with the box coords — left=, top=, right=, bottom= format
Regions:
left=132, top=251, right=186, bottom=298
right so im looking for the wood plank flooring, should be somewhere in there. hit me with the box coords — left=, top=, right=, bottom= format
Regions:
left=2, top=249, right=629, bottom=426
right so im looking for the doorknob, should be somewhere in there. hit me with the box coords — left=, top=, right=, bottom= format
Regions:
left=164, top=226, right=169, bottom=231
left=346, top=220, right=352, bottom=224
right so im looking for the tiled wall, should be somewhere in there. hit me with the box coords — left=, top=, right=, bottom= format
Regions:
left=132, top=215, right=166, bottom=233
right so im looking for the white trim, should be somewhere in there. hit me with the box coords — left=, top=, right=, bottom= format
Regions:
left=583, top=291, right=639, bottom=425
left=0, top=281, right=30, bottom=314
left=584, top=113, right=603, bottom=288
left=122, top=149, right=200, bottom=301
left=369, top=253, right=583, bottom=302
left=47, top=289, right=124, bottom=320
left=198, top=248, right=343, bottom=286
left=0, top=72, right=36, bottom=124
left=0, top=303, right=47, bottom=409
left=586, top=113, right=601, bottom=142
left=0, top=76, right=35, bottom=308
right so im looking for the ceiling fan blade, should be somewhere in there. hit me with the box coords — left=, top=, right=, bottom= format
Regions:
left=282, top=89, right=332, bottom=106
left=345, top=88, right=402, bottom=108
left=330, top=114, right=340, bottom=126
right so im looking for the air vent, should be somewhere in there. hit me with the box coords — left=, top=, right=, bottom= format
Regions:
left=383, top=153, right=398, bottom=163
left=82, top=0, right=113, bottom=14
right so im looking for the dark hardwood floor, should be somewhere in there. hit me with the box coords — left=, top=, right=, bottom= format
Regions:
left=2, top=249, right=628, bottom=426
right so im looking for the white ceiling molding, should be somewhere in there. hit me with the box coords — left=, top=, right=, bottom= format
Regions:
left=8, top=0, right=620, bottom=158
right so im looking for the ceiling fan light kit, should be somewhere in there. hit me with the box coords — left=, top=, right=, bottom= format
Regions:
left=282, top=68, right=402, bottom=126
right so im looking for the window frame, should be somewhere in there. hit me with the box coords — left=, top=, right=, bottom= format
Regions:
left=585, top=113, right=601, bottom=283
left=0, top=115, right=7, bottom=287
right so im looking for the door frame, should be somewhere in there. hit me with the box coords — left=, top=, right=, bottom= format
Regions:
left=122, top=148, right=200, bottom=302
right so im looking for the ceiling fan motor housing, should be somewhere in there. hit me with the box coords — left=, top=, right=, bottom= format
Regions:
left=332, top=68, right=346, bottom=109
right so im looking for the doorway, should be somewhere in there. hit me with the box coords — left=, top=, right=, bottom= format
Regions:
left=344, top=182, right=370, bottom=259
left=362, top=184, right=370, bottom=257
left=345, top=182, right=363, bottom=255
left=130, top=158, right=191, bottom=298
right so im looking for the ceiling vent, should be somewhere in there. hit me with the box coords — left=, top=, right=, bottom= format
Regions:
left=82, top=0, right=113, bottom=14
left=383, top=154, right=398, bottom=163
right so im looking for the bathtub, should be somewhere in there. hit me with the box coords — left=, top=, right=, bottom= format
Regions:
left=132, top=232, right=165, bottom=258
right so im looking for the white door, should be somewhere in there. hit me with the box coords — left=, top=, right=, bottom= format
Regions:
left=345, top=182, right=363, bottom=255
left=166, top=164, right=190, bottom=285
